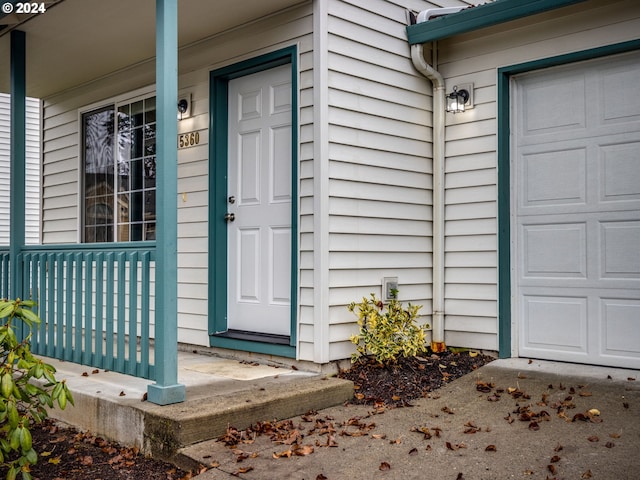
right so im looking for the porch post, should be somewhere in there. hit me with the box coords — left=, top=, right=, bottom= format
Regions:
left=147, top=0, right=185, bottom=405
left=9, top=30, right=26, bottom=302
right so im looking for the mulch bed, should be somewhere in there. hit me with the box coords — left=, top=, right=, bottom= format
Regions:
left=338, top=351, right=494, bottom=407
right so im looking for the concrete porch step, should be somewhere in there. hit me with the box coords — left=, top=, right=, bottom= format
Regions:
left=41, top=352, right=354, bottom=470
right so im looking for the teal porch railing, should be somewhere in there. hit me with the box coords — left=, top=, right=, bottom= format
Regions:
left=0, top=248, right=9, bottom=300
left=8, top=244, right=156, bottom=380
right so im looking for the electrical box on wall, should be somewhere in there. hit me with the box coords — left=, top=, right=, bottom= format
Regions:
left=383, top=277, right=398, bottom=300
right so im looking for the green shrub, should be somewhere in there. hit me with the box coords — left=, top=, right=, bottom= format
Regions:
left=348, top=293, right=428, bottom=365
left=0, top=298, right=74, bottom=480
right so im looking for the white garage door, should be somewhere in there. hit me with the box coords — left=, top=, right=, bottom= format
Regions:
left=512, top=50, right=640, bottom=369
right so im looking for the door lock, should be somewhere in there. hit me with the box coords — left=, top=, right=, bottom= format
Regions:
left=228, top=196, right=235, bottom=204
left=224, top=213, right=235, bottom=222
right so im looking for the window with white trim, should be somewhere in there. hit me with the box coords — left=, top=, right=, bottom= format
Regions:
left=82, top=95, right=156, bottom=242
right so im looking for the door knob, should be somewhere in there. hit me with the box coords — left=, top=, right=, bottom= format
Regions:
left=224, top=213, right=235, bottom=222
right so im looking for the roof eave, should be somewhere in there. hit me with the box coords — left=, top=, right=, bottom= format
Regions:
left=406, top=0, right=588, bottom=45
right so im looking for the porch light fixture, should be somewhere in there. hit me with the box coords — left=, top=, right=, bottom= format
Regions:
left=177, top=98, right=189, bottom=120
left=446, top=85, right=470, bottom=113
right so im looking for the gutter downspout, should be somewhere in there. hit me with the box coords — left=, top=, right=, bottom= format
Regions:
left=410, top=6, right=465, bottom=353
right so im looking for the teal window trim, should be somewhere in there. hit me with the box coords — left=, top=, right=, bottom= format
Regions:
left=496, top=39, right=640, bottom=359
left=208, top=46, right=298, bottom=358
left=407, top=0, right=587, bottom=45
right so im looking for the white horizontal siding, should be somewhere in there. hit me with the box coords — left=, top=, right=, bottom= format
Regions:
left=322, top=0, right=446, bottom=357
left=0, top=94, right=41, bottom=246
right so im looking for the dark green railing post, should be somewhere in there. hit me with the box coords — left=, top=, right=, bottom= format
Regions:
left=147, top=0, right=185, bottom=405
left=10, top=30, right=26, bottom=307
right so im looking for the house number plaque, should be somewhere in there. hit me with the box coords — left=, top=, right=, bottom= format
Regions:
left=178, top=131, right=201, bottom=149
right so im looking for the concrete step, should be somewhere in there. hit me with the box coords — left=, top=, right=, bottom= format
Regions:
left=41, top=353, right=354, bottom=470
left=171, top=376, right=353, bottom=471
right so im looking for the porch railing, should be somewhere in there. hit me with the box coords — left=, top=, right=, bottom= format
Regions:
left=6, top=244, right=156, bottom=380
left=0, top=248, right=9, bottom=299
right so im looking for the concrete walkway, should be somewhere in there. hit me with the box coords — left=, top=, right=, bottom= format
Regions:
left=44, top=353, right=640, bottom=479
left=42, top=351, right=354, bottom=468
left=184, top=358, right=640, bottom=480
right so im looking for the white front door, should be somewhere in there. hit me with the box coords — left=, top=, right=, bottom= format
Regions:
left=226, top=64, right=292, bottom=337
left=512, top=51, right=640, bottom=368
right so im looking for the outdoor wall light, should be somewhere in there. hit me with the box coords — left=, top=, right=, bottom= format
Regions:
left=177, top=98, right=189, bottom=120
left=446, top=85, right=470, bottom=113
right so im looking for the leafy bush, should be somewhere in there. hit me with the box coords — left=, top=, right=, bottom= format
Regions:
left=0, top=298, right=74, bottom=480
left=348, top=293, right=428, bottom=364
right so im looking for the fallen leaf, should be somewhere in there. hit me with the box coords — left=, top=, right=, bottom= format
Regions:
left=456, top=474, right=465, bottom=480
left=579, top=391, right=592, bottom=397
left=293, top=444, right=314, bottom=456
left=48, top=456, right=62, bottom=465
left=92, top=369, right=99, bottom=374
left=81, top=372, right=89, bottom=377
left=627, top=377, right=636, bottom=381
left=581, top=470, right=593, bottom=479
left=372, top=434, right=387, bottom=440
left=379, top=461, right=391, bottom=471
left=316, top=475, right=328, bottom=480
left=518, top=373, right=527, bottom=379
left=548, top=464, right=557, bottom=475
left=550, top=455, right=561, bottom=463
left=554, top=444, right=563, bottom=452
left=233, top=466, right=253, bottom=475
left=528, top=359, right=533, bottom=364
left=588, top=408, right=600, bottom=416
left=587, top=435, right=599, bottom=442
left=528, top=421, right=540, bottom=431
left=441, top=406, right=455, bottom=414
left=485, top=444, right=497, bottom=452
left=476, top=381, right=494, bottom=393
left=119, top=391, right=126, bottom=396
left=408, top=447, right=418, bottom=455
left=609, top=433, right=621, bottom=438
left=523, top=469, right=534, bottom=475
left=605, top=442, right=615, bottom=448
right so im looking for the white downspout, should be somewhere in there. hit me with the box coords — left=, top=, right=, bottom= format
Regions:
left=410, top=6, right=465, bottom=353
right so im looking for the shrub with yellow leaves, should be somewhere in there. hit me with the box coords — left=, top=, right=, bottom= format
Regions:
left=348, top=292, right=428, bottom=365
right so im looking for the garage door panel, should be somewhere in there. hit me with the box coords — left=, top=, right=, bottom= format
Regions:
left=522, top=295, right=587, bottom=352
left=521, top=148, right=586, bottom=207
left=512, top=51, right=640, bottom=369
left=600, top=141, right=640, bottom=202
left=601, top=221, right=640, bottom=278
left=521, top=72, right=587, bottom=137
left=522, top=223, right=586, bottom=278
left=601, top=62, right=640, bottom=125
left=601, top=298, right=640, bottom=357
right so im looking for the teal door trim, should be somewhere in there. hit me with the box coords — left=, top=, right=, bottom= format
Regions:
left=208, top=46, right=298, bottom=358
left=496, top=39, right=640, bottom=358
